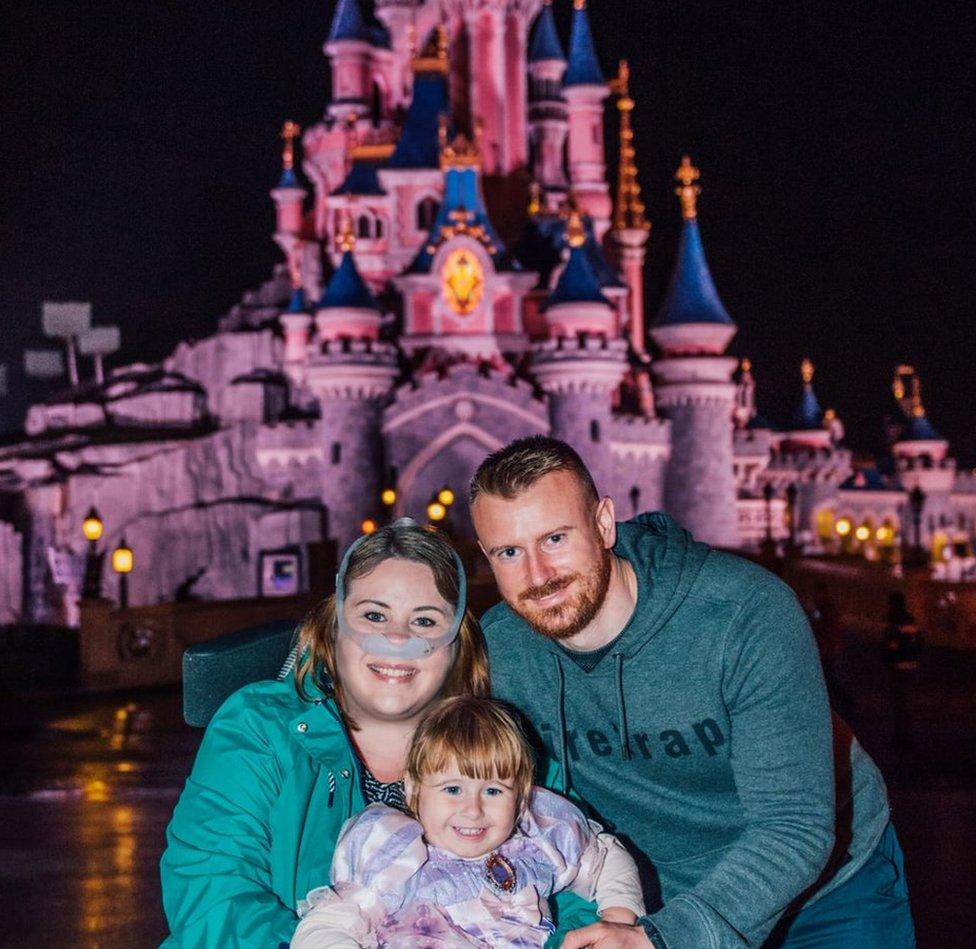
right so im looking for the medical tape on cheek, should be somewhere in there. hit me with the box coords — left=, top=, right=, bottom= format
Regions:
left=334, top=520, right=468, bottom=660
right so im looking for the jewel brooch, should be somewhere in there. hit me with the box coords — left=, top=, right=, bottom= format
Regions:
left=484, top=852, right=517, bottom=893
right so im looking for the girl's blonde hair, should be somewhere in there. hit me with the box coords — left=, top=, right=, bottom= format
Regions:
left=405, top=696, right=535, bottom=814
left=294, top=524, right=490, bottom=723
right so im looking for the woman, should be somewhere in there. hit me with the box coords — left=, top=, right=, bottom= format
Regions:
left=159, top=519, right=489, bottom=947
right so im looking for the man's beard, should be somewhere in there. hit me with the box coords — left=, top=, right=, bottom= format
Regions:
left=513, top=550, right=613, bottom=642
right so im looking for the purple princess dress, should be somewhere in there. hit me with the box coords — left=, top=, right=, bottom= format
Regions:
left=296, top=787, right=609, bottom=948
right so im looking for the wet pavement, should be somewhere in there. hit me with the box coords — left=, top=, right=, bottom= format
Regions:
left=0, top=632, right=974, bottom=948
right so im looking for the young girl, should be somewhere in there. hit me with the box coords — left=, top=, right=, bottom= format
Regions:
left=291, top=696, right=645, bottom=948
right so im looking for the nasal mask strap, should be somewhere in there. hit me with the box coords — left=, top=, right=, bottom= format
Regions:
left=335, top=518, right=467, bottom=660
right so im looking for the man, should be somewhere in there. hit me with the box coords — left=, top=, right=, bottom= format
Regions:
left=470, top=437, right=914, bottom=949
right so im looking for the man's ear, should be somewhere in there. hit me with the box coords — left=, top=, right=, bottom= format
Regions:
left=595, top=496, right=617, bottom=550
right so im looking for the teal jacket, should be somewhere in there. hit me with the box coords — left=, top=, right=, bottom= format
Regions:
left=160, top=678, right=363, bottom=947
left=485, top=513, right=891, bottom=949
left=160, top=677, right=597, bottom=947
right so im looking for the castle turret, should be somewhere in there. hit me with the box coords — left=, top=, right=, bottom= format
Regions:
left=532, top=210, right=626, bottom=490
left=528, top=1, right=569, bottom=205
left=781, top=359, right=832, bottom=450
left=650, top=157, right=739, bottom=546
left=891, top=366, right=955, bottom=496
left=609, top=60, right=651, bottom=355
left=270, top=122, right=307, bottom=259
left=324, top=0, right=375, bottom=125
left=563, top=0, right=611, bottom=239
left=315, top=217, right=383, bottom=342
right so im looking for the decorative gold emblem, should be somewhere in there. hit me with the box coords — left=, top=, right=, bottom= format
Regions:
left=675, top=155, right=701, bottom=220
left=442, top=248, right=485, bottom=316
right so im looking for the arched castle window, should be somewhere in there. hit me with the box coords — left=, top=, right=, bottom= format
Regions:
left=417, top=197, right=440, bottom=232
left=357, top=215, right=371, bottom=240
left=331, top=442, right=342, bottom=465
left=375, top=217, right=384, bottom=239
left=590, top=419, right=601, bottom=442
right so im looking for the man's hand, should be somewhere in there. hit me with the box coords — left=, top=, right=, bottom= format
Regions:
left=561, top=922, right=653, bottom=948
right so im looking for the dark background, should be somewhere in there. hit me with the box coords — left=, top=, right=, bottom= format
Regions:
left=2, top=1, right=975, bottom=462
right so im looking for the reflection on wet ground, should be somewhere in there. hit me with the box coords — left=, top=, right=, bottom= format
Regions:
left=0, top=634, right=974, bottom=947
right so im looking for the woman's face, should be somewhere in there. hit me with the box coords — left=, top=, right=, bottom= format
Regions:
left=335, top=558, right=457, bottom=726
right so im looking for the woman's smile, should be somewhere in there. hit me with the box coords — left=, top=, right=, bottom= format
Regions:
left=366, top=661, right=419, bottom=683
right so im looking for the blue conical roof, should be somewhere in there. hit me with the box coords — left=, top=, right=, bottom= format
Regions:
left=328, top=0, right=368, bottom=43
left=331, top=160, right=386, bottom=196
left=654, top=220, right=734, bottom=327
left=546, top=245, right=610, bottom=309
left=388, top=72, right=450, bottom=169
left=287, top=286, right=308, bottom=313
left=902, top=412, right=941, bottom=441
left=318, top=250, right=378, bottom=310
left=529, top=4, right=566, bottom=63
left=564, top=3, right=604, bottom=86
left=790, top=387, right=823, bottom=430
left=408, top=165, right=511, bottom=274
left=277, top=167, right=301, bottom=189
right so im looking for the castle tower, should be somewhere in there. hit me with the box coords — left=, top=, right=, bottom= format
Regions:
left=532, top=210, right=627, bottom=491
left=315, top=217, right=383, bottom=342
left=782, top=359, right=832, bottom=449
left=374, top=0, right=422, bottom=106
left=650, top=157, right=740, bottom=546
left=891, top=367, right=956, bottom=549
left=440, top=0, right=530, bottom=175
left=527, top=1, right=569, bottom=204
left=324, top=0, right=375, bottom=125
left=270, top=122, right=307, bottom=260
left=609, top=60, right=651, bottom=354
left=563, top=0, right=612, bottom=239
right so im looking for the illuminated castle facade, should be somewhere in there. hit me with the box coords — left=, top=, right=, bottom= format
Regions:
left=2, top=0, right=974, bottom=626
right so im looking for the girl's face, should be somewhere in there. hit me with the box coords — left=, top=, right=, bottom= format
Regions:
left=408, top=764, right=519, bottom=859
left=335, top=558, right=456, bottom=726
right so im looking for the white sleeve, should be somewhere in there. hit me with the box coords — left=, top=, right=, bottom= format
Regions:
left=290, top=890, right=368, bottom=949
left=593, top=832, right=646, bottom=919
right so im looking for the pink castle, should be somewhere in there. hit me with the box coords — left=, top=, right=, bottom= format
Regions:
left=2, top=0, right=974, bottom=627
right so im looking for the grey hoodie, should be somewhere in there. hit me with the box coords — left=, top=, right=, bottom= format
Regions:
left=484, top=513, right=890, bottom=949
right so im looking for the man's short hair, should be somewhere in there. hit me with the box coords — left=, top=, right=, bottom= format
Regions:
left=469, top=436, right=599, bottom=507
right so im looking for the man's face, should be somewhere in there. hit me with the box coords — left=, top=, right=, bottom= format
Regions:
left=471, top=470, right=614, bottom=641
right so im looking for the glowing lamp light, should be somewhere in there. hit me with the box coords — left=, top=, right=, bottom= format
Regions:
left=381, top=488, right=397, bottom=507
left=835, top=517, right=852, bottom=538
left=854, top=525, right=871, bottom=542
left=82, top=507, right=104, bottom=543
left=112, top=539, right=134, bottom=575
left=427, top=502, right=447, bottom=522
left=437, top=487, right=455, bottom=507
left=361, top=519, right=377, bottom=534
left=876, top=526, right=894, bottom=543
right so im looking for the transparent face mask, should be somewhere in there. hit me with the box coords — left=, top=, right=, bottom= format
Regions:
left=335, top=518, right=467, bottom=660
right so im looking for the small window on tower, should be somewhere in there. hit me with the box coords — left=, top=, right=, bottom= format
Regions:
left=417, top=197, right=440, bottom=232
left=331, top=442, right=342, bottom=465
left=358, top=215, right=371, bottom=240
left=375, top=218, right=384, bottom=239
left=590, top=420, right=601, bottom=442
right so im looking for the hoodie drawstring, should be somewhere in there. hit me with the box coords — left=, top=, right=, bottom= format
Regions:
left=552, top=654, right=571, bottom=793
left=614, top=653, right=632, bottom=760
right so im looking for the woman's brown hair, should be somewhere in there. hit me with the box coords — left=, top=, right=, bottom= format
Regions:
left=294, top=523, right=490, bottom=723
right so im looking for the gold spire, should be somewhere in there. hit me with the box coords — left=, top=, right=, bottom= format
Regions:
left=910, top=374, right=925, bottom=417
left=892, top=364, right=927, bottom=417
left=740, top=357, right=752, bottom=374
left=337, top=214, right=356, bottom=253
left=439, top=116, right=482, bottom=169
left=801, top=357, right=814, bottom=385
left=566, top=208, right=586, bottom=248
left=609, top=60, right=650, bottom=234
left=574, top=0, right=586, bottom=9
left=280, top=121, right=301, bottom=172
left=674, top=155, right=701, bottom=220
left=528, top=182, right=542, bottom=217
left=412, top=23, right=449, bottom=75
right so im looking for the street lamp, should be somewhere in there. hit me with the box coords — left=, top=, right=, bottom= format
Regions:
left=908, top=486, right=926, bottom=567
left=785, top=482, right=799, bottom=553
left=761, top=483, right=776, bottom=557
left=81, top=507, right=104, bottom=599
left=437, top=486, right=455, bottom=507
left=112, top=536, right=133, bottom=609
left=427, top=501, right=447, bottom=523
left=361, top=518, right=377, bottom=534
left=381, top=488, right=397, bottom=508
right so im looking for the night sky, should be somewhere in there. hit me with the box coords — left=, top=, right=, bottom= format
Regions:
left=2, top=1, right=974, bottom=464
